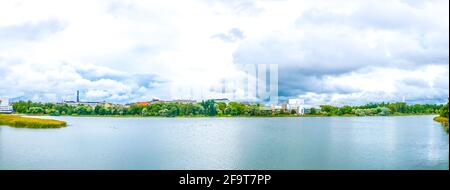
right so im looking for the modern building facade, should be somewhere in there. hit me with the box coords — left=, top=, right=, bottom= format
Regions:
left=0, top=98, right=14, bottom=114
left=287, top=98, right=306, bottom=115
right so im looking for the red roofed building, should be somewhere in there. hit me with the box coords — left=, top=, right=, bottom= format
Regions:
left=135, top=102, right=150, bottom=106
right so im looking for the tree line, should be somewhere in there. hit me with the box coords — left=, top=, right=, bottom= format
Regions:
left=11, top=100, right=271, bottom=117
left=10, top=100, right=448, bottom=117
left=315, top=102, right=445, bottom=116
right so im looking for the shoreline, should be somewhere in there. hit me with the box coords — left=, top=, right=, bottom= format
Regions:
left=21, top=113, right=438, bottom=118
left=433, top=116, right=449, bottom=133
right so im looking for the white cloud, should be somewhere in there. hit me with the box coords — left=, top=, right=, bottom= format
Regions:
left=0, top=0, right=448, bottom=104
left=297, top=64, right=449, bottom=105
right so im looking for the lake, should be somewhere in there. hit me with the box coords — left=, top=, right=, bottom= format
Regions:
left=0, top=115, right=448, bottom=170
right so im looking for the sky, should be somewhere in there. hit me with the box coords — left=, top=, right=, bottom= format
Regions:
left=0, top=0, right=448, bottom=105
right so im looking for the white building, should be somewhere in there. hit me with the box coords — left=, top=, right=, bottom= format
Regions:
left=287, top=99, right=306, bottom=115
left=212, top=98, right=230, bottom=103
left=0, top=98, right=13, bottom=114
left=167, top=99, right=197, bottom=104
left=62, top=100, right=106, bottom=107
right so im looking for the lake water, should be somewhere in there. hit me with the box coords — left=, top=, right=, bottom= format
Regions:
left=0, top=115, right=448, bottom=170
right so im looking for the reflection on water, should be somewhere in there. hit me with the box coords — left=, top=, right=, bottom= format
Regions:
left=0, top=115, right=448, bottom=170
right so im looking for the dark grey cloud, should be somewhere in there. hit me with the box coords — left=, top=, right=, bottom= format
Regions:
left=294, top=1, right=449, bottom=67
left=231, top=0, right=448, bottom=104
left=233, top=34, right=389, bottom=75
left=277, top=69, right=360, bottom=97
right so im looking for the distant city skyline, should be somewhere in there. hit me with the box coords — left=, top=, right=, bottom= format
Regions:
left=0, top=0, right=448, bottom=105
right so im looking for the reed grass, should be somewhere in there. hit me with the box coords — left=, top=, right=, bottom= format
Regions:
left=434, top=116, right=449, bottom=133
left=0, top=114, right=67, bottom=128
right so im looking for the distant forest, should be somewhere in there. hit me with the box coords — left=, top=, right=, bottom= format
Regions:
left=10, top=100, right=448, bottom=117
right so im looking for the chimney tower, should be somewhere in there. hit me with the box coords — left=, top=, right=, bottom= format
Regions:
left=77, top=90, right=80, bottom=102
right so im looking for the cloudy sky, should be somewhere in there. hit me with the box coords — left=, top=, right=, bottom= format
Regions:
left=0, top=0, right=448, bottom=105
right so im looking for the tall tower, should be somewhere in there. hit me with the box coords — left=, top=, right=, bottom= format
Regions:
left=77, top=90, right=80, bottom=103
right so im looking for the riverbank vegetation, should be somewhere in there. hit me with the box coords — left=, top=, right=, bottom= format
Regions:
left=0, top=114, right=67, bottom=128
left=11, top=100, right=445, bottom=118
left=433, top=100, right=448, bottom=132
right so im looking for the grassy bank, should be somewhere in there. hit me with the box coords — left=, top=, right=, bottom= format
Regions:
left=433, top=116, right=449, bottom=133
left=0, top=114, right=67, bottom=128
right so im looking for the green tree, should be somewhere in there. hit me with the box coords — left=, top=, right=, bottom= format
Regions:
left=216, top=102, right=227, bottom=115
left=48, top=109, right=60, bottom=116
left=141, top=108, right=149, bottom=116
left=338, top=106, right=353, bottom=115
left=290, top=109, right=297, bottom=115
left=309, top=107, right=317, bottom=115
left=28, top=107, right=44, bottom=114
left=228, top=102, right=245, bottom=116
left=440, top=99, right=449, bottom=118
left=378, top=107, right=391, bottom=116
left=320, top=105, right=338, bottom=116
left=200, top=100, right=217, bottom=116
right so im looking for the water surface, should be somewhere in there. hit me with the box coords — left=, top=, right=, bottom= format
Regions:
left=0, top=115, right=448, bottom=169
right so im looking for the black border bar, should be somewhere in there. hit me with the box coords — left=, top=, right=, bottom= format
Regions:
left=0, top=170, right=448, bottom=189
